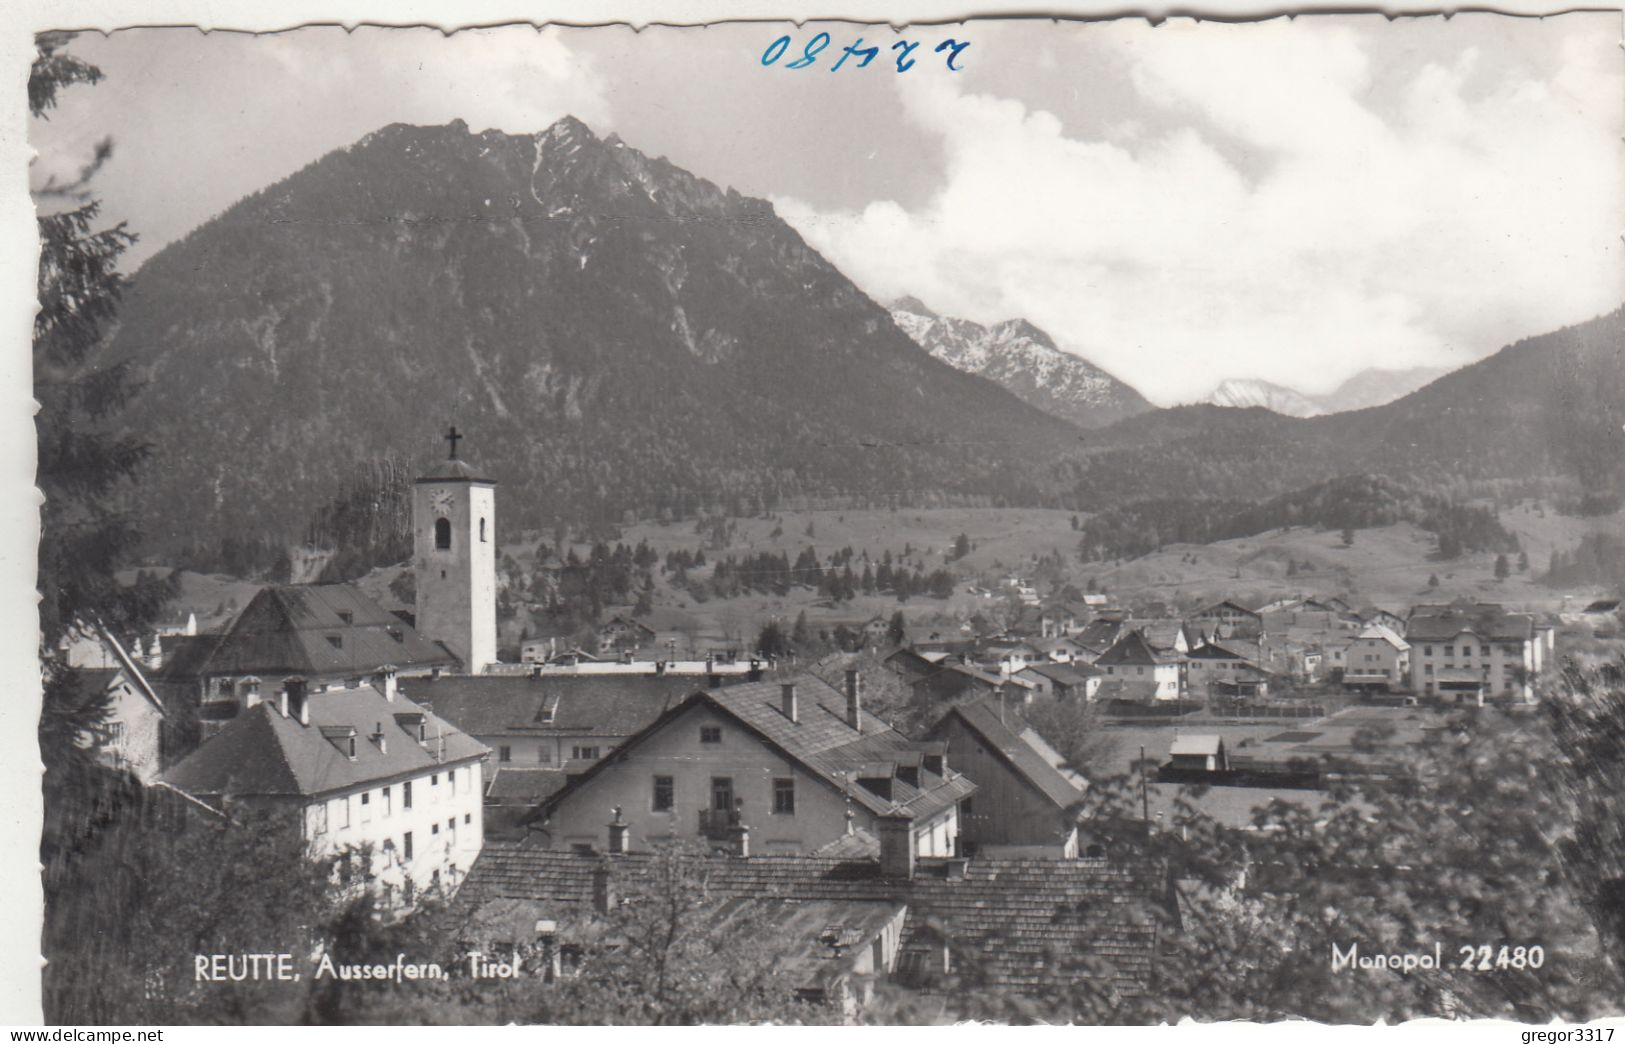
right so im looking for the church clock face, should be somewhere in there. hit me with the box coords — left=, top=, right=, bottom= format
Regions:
left=429, top=488, right=454, bottom=515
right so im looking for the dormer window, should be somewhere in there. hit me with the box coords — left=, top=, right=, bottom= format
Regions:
left=337, top=610, right=353, bottom=624
left=327, top=635, right=343, bottom=649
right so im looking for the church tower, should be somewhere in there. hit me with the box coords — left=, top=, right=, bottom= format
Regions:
left=413, top=426, right=497, bottom=673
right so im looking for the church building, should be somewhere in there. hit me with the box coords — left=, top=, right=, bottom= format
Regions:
left=413, top=425, right=498, bottom=675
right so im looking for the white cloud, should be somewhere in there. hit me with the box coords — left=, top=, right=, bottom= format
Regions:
left=775, top=19, right=1625, bottom=405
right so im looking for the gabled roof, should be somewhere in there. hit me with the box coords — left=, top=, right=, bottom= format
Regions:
left=1076, top=618, right=1126, bottom=649
left=1169, top=735, right=1224, bottom=757
left=195, top=584, right=457, bottom=677
left=97, top=624, right=164, bottom=714
left=1355, top=624, right=1410, bottom=650
left=409, top=673, right=707, bottom=737
left=1095, top=630, right=1171, bottom=667
left=1405, top=603, right=1535, bottom=643
left=1016, top=662, right=1100, bottom=685
left=160, top=687, right=487, bottom=799
left=930, top=701, right=1086, bottom=810
left=530, top=675, right=975, bottom=824
left=485, top=767, right=570, bottom=805
left=1131, top=620, right=1190, bottom=652
left=1185, top=641, right=1252, bottom=662
left=1094, top=679, right=1163, bottom=702
left=1193, top=600, right=1260, bottom=619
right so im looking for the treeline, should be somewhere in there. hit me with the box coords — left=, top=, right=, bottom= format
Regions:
left=1544, top=533, right=1625, bottom=589
left=1076, top=474, right=1518, bottom=561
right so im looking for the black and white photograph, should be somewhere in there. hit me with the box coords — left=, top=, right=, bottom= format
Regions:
left=18, top=10, right=1625, bottom=1027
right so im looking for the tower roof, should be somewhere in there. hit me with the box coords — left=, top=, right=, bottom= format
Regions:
left=415, top=457, right=496, bottom=484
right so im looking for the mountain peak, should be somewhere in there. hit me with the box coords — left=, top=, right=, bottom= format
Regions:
left=544, top=114, right=598, bottom=142
left=892, top=295, right=937, bottom=319
left=888, top=303, right=1151, bottom=429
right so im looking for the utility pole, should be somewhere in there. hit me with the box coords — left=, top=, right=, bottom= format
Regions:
left=1140, top=744, right=1149, bottom=826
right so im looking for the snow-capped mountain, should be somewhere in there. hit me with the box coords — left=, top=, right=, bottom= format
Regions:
left=889, top=298, right=1152, bottom=429
left=1205, top=366, right=1452, bottom=417
left=1206, top=378, right=1327, bottom=418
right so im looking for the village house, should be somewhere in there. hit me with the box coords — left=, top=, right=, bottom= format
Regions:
left=1075, top=612, right=1128, bottom=655
left=1030, top=634, right=1095, bottom=664
left=409, top=671, right=738, bottom=778
left=154, top=583, right=458, bottom=742
left=1037, top=601, right=1091, bottom=638
left=1013, top=661, right=1101, bottom=702
left=1167, top=735, right=1229, bottom=773
left=1183, top=641, right=1273, bottom=700
left=524, top=672, right=976, bottom=859
left=159, top=673, right=489, bottom=907
left=595, top=615, right=658, bottom=654
left=975, top=634, right=1043, bottom=677
left=1342, top=624, right=1411, bottom=691
left=68, top=624, right=168, bottom=782
left=927, top=701, right=1086, bottom=857
left=1190, top=600, right=1262, bottom=637
left=1093, top=630, right=1183, bottom=701
left=1405, top=601, right=1553, bottom=703
left=452, top=832, right=1167, bottom=1012
left=882, top=647, right=942, bottom=686
left=910, top=662, right=1031, bottom=708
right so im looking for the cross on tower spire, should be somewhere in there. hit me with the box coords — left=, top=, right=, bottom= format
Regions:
left=443, top=425, right=463, bottom=461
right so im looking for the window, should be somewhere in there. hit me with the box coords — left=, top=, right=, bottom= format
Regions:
left=480, top=518, right=488, bottom=543
left=403, top=832, right=413, bottom=861
left=403, top=781, right=413, bottom=809
left=336, top=797, right=350, bottom=829
left=711, top=777, right=734, bottom=812
left=1480, top=645, right=1490, bottom=657
left=499, top=746, right=512, bottom=763
left=337, top=610, right=353, bottom=624
left=1425, top=645, right=1434, bottom=656
left=652, top=775, right=674, bottom=812
left=382, top=786, right=392, bottom=817
left=361, top=791, right=372, bottom=823
left=772, top=778, right=795, bottom=815
left=464, top=813, right=472, bottom=825
left=962, top=796, right=974, bottom=817
left=700, top=726, right=722, bottom=745
left=538, top=747, right=553, bottom=765
left=571, top=745, right=601, bottom=761
left=326, top=635, right=343, bottom=649
left=432, top=823, right=440, bottom=836
left=311, top=803, right=328, bottom=835
left=435, top=517, right=452, bottom=550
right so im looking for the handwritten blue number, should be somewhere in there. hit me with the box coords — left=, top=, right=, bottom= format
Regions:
left=787, top=32, right=830, bottom=69
left=935, top=38, right=970, bottom=71
left=762, top=35, right=791, bottom=66
left=831, top=37, right=879, bottom=72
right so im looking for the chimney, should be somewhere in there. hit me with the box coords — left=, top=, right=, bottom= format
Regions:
left=147, top=634, right=163, bottom=670
left=730, top=822, right=751, bottom=858
left=531, top=664, right=544, bottom=680
left=748, top=658, right=763, bottom=682
left=844, top=669, right=862, bottom=730
left=945, top=856, right=969, bottom=880
left=285, top=676, right=309, bottom=726
left=243, top=678, right=262, bottom=711
left=591, top=863, right=615, bottom=915
left=371, top=720, right=387, bottom=754
left=431, top=666, right=443, bottom=680
left=277, top=689, right=289, bottom=718
left=877, top=814, right=915, bottom=880
left=376, top=665, right=399, bottom=702
left=781, top=682, right=798, bottom=723
left=607, top=807, right=629, bottom=855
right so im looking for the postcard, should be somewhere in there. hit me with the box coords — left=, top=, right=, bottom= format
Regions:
left=19, top=14, right=1625, bottom=1027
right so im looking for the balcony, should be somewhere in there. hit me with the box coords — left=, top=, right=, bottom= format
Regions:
left=698, top=808, right=741, bottom=841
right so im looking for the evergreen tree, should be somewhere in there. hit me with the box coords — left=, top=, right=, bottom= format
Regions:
left=885, top=610, right=907, bottom=647
left=1495, top=553, right=1511, bottom=580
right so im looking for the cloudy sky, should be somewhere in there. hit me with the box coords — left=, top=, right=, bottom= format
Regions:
left=29, top=17, right=1624, bottom=404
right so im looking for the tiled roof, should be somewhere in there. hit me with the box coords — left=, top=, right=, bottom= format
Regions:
left=1193, top=600, right=1259, bottom=619
left=533, top=675, right=976, bottom=823
left=154, top=634, right=225, bottom=680
left=931, top=701, right=1087, bottom=810
left=1130, top=621, right=1188, bottom=652
left=1405, top=603, right=1535, bottom=642
left=160, top=686, right=487, bottom=799
left=1076, top=619, right=1126, bottom=650
left=813, top=828, right=880, bottom=858
left=485, top=767, right=570, bottom=804
left=1185, top=642, right=1252, bottom=662
left=194, top=584, right=457, bottom=677
left=406, top=673, right=707, bottom=737
left=457, top=843, right=1163, bottom=996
